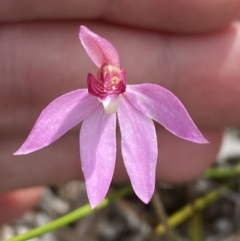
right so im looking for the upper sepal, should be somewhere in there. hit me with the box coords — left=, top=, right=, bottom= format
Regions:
left=79, top=26, right=120, bottom=68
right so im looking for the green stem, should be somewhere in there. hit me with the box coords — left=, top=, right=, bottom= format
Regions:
left=6, top=187, right=132, bottom=241
left=189, top=212, right=202, bottom=241
left=188, top=182, right=202, bottom=241
left=153, top=185, right=229, bottom=237
left=204, top=164, right=240, bottom=178
left=152, top=190, right=180, bottom=241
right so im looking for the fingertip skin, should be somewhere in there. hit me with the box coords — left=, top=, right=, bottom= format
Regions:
left=0, top=188, right=43, bottom=225
left=0, top=0, right=240, bottom=32
left=103, top=0, right=240, bottom=33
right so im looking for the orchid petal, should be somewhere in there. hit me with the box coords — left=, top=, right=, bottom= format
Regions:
left=80, top=105, right=116, bottom=208
left=79, top=26, right=120, bottom=68
left=15, top=90, right=99, bottom=155
left=117, top=96, right=157, bottom=203
left=126, top=84, right=208, bottom=143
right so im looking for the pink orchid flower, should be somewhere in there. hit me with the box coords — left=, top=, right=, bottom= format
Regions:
left=15, top=26, right=208, bottom=208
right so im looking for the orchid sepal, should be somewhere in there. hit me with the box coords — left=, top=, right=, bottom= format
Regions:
left=125, top=84, right=208, bottom=144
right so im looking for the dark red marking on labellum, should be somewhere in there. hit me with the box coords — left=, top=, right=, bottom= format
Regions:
left=87, top=64, right=126, bottom=99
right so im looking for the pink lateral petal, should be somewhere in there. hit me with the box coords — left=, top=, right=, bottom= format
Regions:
left=79, top=26, right=120, bottom=68
left=117, top=96, right=157, bottom=203
left=80, top=105, right=116, bottom=208
left=15, top=89, right=99, bottom=155
left=126, top=84, right=208, bottom=144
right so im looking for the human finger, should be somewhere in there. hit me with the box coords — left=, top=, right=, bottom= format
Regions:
left=0, top=22, right=240, bottom=133
left=0, top=188, right=43, bottom=225
left=0, top=129, right=222, bottom=192
left=0, top=0, right=240, bottom=33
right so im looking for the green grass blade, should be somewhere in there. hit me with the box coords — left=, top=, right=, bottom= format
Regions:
left=5, top=186, right=132, bottom=241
